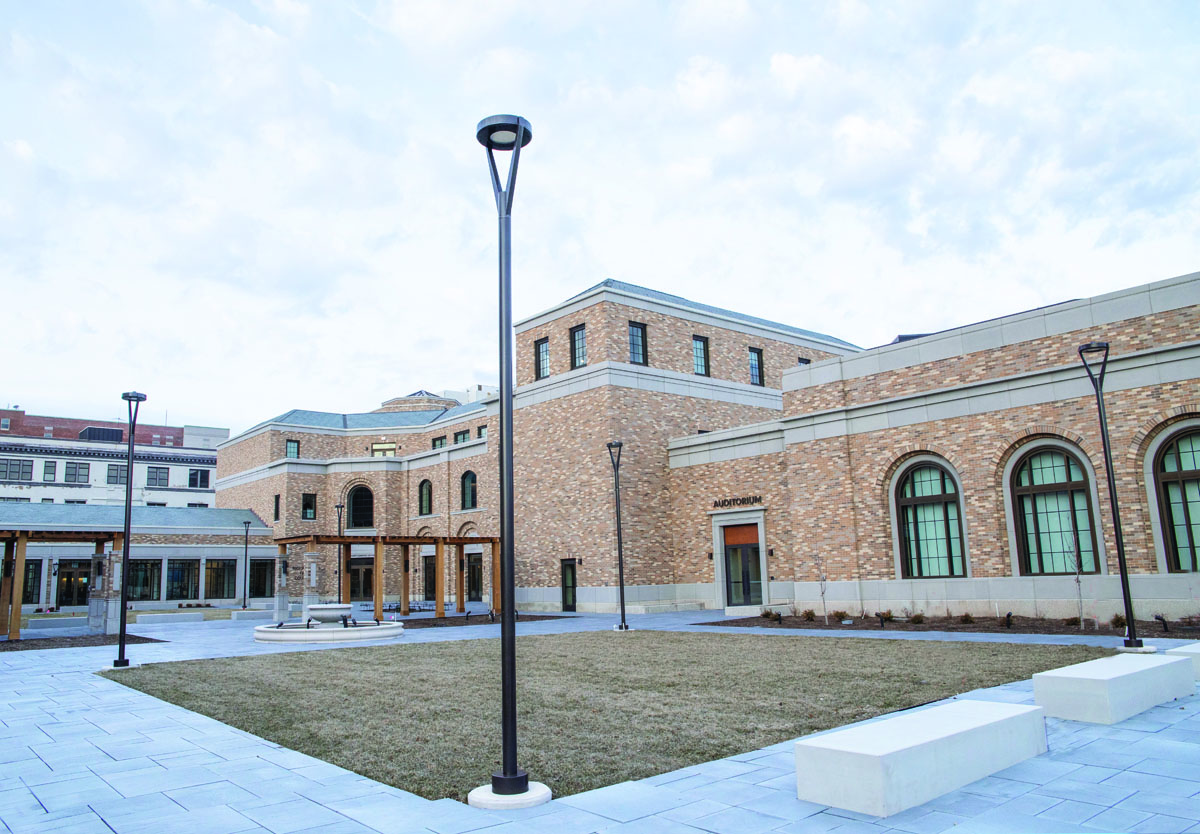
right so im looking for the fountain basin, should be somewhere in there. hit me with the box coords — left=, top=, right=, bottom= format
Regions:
left=307, top=603, right=353, bottom=623
left=254, top=620, right=404, bottom=643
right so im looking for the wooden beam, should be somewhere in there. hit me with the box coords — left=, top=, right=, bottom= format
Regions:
left=435, top=538, right=445, bottom=619
left=373, top=539, right=384, bottom=621
left=340, top=543, right=351, bottom=605
left=0, top=539, right=13, bottom=634
left=399, top=544, right=410, bottom=616
left=9, top=533, right=27, bottom=641
left=491, top=540, right=501, bottom=614
left=455, top=544, right=465, bottom=613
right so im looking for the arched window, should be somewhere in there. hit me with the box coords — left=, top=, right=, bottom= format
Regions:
left=1156, top=429, right=1200, bottom=572
left=461, top=471, right=477, bottom=510
left=1012, top=448, right=1097, bottom=575
left=347, top=486, right=373, bottom=529
left=418, top=480, right=433, bottom=516
left=896, top=464, right=965, bottom=578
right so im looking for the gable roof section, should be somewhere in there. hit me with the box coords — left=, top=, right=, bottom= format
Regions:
left=242, top=401, right=487, bottom=435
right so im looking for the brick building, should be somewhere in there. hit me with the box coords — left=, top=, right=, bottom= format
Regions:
left=216, top=273, right=1200, bottom=620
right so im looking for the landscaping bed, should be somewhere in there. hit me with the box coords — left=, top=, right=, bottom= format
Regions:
left=1, top=634, right=163, bottom=652
left=103, top=630, right=1109, bottom=801
left=702, top=612, right=1200, bottom=639
left=398, top=613, right=563, bottom=629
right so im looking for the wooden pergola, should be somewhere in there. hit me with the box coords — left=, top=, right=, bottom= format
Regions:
left=272, top=534, right=502, bottom=621
left=1, top=529, right=120, bottom=641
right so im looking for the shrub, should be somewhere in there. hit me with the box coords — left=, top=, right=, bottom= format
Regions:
left=881, top=609, right=895, bottom=623
left=801, top=609, right=816, bottom=621
left=1111, top=613, right=1127, bottom=630
left=760, top=609, right=773, bottom=619
left=910, top=613, right=925, bottom=624
left=831, top=610, right=849, bottom=621
left=1064, top=616, right=1081, bottom=627
left=959, top=612, right=975, bottom=624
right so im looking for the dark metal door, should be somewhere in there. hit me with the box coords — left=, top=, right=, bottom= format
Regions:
left=423, top=554, right=436, bottom=601
left=723, top=544, right=762, bottom=606
left=467, top=554, right=483, bottom=602
left=561, top=560, right=577, bottom=612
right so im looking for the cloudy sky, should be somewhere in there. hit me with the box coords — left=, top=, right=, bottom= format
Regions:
left=3, top=1, right=1198, bottom=434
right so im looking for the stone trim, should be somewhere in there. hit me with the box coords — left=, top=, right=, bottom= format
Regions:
left=215, top=443, right=489, bottom=489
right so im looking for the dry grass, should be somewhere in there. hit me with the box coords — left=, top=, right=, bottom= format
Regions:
left=103, top=631, right=1109, bottom=801
left=22, top=608, right=235, bottom=627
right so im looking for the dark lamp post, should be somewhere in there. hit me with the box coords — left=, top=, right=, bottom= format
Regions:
left=607, top=442, right=630, bottom=631
left=242, top=520, right=251, bottom=609
left=114, top=390, right=146, bottom=668
left=335, top=503, right=345, bottom=537
left=1078, top=341, right=1142, bottom=649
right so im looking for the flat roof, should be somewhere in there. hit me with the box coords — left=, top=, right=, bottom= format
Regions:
left=0, top=504, right=268, bottom=534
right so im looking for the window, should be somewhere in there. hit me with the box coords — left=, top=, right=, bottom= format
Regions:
left=41, top=498, right=53, bottom=503
left=187, top=502, right=209, bottom=508
left=166, top=559, right=200, bottom=600
left=419, top=480, right=433, bottom=516
left=22, top=560, right=42, bottom=605
left=249, top=559, right=275, bottom=598
left=285, top=439, right=300, bottom=458
left=107, top=464, right=128, bottom=485
left=692, top=336, right=710, bottom=376
left=188, top=469, right=210, bottom=489
left=43, top=461, right=55, bottom=482
left=128, top=560, right=162, bottom=601
left=534, top=338, right=550, bottom=380
left=432, top=436, right=446, bottom=449
left=144, top=502, right=165, bottom=507
left=0, top=418, right=7, bottom=430
left=749, top=348, right=764, bottom=386
left=1012, top=448, right=1098, bottom=576
left=301, top=493, right=317, bottom=520
left=347, top=486, right=373, bottom=528
left=273, top=494, right=281, bottom=522
left=152, top=434, right=161, bottom=445
left=454, top=430, right=470, bottom=444
left=371, top=443, right=396, bottom=457
left=146, top=466, right=169, bottom=487
left=797, top=357, right=811, bottom=366
left=0, top=497, right=30, bottom=503
left=628, top=322, right=648, bottom=365
left=204, top=559, right=237, bottom=599
left=0, top=459, right=33, bottom=481
left=477, top=425, right=487, bottom=439
left=461, top=471, right=477, bottom=510
left=1156, top=429, right=1200, bottom=572
left=896, top=464, right=966, bottom=578
left=43, top=427, right=53, bottom=438
left=64, top=462, right=90, bottom=483
left=570, top=324, right=587, bottom=369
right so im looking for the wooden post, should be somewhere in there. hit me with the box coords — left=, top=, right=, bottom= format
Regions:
left=0, top=539, right=13, bottom=633
left=435, top=537, right=445, bottom=618
left=373, top=538, right=384, bottom=621
left=491, top=538, right=502, bottom=614
left=400, top=544, right=410, bottom=616
left=340, top=542, right=351, bottom=604
left=9, top=533, right=28, bottom=641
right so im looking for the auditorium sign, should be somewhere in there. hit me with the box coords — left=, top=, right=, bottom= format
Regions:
left=712, top=495, right=763, bottom=509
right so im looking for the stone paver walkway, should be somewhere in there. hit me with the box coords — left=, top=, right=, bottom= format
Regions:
left=1, top=611, right=1198, bottom=832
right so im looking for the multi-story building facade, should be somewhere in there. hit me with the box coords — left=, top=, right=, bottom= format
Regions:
left=0, top=409, right=227, bottom=508
left=217, top=272, right=1199, bottom=620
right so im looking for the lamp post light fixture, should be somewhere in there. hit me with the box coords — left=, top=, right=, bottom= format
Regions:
left=242, top=520, right=252, bottom=609
left=114, top=390, right=146, bottom=669
left=335, top=502, right=345, bottom=537
left=1078, top=341, right=1142, bottom=649
left=466, top=114, right=550, bottom=810
left=606, top=442, right=630, bottom=631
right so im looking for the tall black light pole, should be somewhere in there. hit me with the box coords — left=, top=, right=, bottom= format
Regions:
left=114, top=391, right=146, bottom=668
left=335, top=503, right=345, bottom=537
left=607, top=442, right=630, bottom=631
left=471, top=113, right=546, bottom=806
left=242, top=520, right=251, bottom=608
left=1079, top=342, right=1142, bottom=649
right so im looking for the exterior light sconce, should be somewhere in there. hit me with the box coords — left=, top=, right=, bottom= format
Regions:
left=95, top=561, right=104, bottom=577
left=52, top=560, right=59, bottom=577
left=768, top=549, right=774, bottom=557
left=707, top=552, right=713, bottom=560
left=281, top=559, right=289, bottom=577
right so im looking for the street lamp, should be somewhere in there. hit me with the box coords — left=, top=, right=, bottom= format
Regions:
left=335, top=502, right=345, bottom=537
left=114, top=390, right=146, bottom=668
left=1079, top=342, right=1142, bottom=649
left=242, top=519, right=251, bottom=609
left=606, top=442, right=630, bottom=631
left=467, top=114, right=550, bottom=810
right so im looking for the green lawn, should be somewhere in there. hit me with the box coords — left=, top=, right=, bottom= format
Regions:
left=103, top=631, right=1109, bottom=801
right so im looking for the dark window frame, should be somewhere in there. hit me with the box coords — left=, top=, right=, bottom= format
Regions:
left=477, top=425, right=487, bottom=439
left=273, top=494, right=281, bottom=522
left=1155, top=428, right=1200, bottom=573
left=749, top=347, right=764, bottom=386
left=43, top=461, right=55, bottom=482
left=628, top=321, right=648, bottom=365
left=570, top=324, right=587, bottom=370
left=285, top=439, right=300, bottom=459
left=461, top=471, right=477, bottom=510
left=64, top=462, right=90, bottom=483
left=896, top=463, right=967, bottom=579
left=692, top=335, right=710, bottom=377
left=432, top=436, right=446, bottom=449
left=146, top=466, right=169, bottom=488
left=203, top=559, right=237, bottom=599
left=454, top=430, right=470, bottom=444
left=301, top=493, right=317, bottom=521
left=347, top=486, right=374, bottom=529
left=107, top=464, right=129, bottom=486
left=188, top=469, right=210, bottom=489
left=534, top=338, right=550, bottom=380
left=1012, top=447, right=1100, bottom=576
left=418, top=480, right=433, bottom=516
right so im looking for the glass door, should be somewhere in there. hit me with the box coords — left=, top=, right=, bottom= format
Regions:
left=349, top=559, right=373, bottom=601
left=561, top=560, right=577, bottom=612
left=423, top=554, right=436, bottom=601
left=57, top=560, right=92, bottom=606
left=467, top=554, right=483, bottom=602
left=723, top=544, right=762, bottom=606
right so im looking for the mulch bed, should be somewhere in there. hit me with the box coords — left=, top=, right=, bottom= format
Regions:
left=700, top=614, right=1200, bottom=639
left=397, top=613, right=564, bottom=629
left=0, top=634, right=164, bottom=652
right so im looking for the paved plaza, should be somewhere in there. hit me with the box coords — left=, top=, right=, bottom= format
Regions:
left=2, top=612, right=1199, bottom=833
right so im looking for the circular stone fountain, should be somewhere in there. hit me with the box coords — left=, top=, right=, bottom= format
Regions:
left=253, top=603, right=405, bottom=643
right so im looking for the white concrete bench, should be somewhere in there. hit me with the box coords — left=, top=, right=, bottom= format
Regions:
left=1033, top=654, right=1193, bottom=724
left=1165, top=644, right=1200, bottom=678
left=230, top=609, right=275, bottom=621
left=27, top=616, right=89, bottom=630
left=794, top=700, right=1046, bottom=817
left=134, top=612, right=205, bottom=624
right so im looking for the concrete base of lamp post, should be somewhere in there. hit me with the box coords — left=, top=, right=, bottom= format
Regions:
left=466, top=781, right=552, bottom=810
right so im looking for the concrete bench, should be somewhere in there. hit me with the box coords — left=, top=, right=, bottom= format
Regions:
left=231, top=609, right=275, bottom=621
left=794, top=700, right=1046, bottom=817
left=1165, top=644, right=1200, bottom=678
left=134, top=612, right=205, bottom=624
left=1033, top=654, right=1193, bottom=724
left=27, top=616, right=89, bottom=630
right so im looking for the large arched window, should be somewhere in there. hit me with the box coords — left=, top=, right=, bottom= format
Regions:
left=347, top=485, right=374, bottom=529
left=461, top=471, right=477, bottom=510
left=418, top=480, right=433, bottom=516
left=1156, top=429, right=1200, bottom=572
left=1012, top=448, right=1098, bottom=575
left=896, top=464, right=965, bottom=578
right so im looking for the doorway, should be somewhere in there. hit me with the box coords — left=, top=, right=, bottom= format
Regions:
left=561, top=559, right=577, bottom=612
left=722, top=524, right=762, bottom=607
left=348, top=558, right=373, bottom=601
left=423, top=554, right=436, bottom=601
left=467, top=554, right=483, bottom=602
left=56, top=560, right=92, bottom=607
